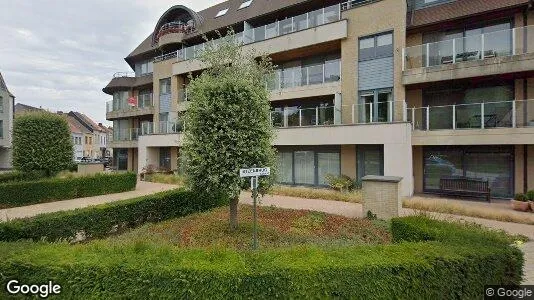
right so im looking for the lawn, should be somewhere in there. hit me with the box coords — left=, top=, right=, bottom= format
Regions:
left=111, top=205, right=390, bottom=249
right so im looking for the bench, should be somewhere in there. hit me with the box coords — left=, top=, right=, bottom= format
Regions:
left=439, top=176, right=491, bottom=202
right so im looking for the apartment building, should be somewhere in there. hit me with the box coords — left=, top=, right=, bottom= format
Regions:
left=104, top=0, right=534, bottom=198
left=0, top=72, right=15, bottom=169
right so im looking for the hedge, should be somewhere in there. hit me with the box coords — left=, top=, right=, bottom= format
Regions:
left=0, top=170, right=46, bottom=183
left=0, top=172, right=137, bottom=208
left=0, top=188, right=228, bottom=242
left=0, top=215, right=523, bottom=299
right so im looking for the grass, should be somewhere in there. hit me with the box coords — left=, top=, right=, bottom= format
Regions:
left=110, top=205, right=390, bottom=249
left=403, top=198, right=534, bottom=225
left=270, top=185, right=362, bottom=203
left=144, top=173, right=185, bottom=185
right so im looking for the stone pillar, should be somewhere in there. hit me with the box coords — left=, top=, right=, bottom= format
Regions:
left=362, top=175, right=402, bottom=220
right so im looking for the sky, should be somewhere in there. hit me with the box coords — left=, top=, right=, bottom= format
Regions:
left=0, top=0, right=225, bottom=126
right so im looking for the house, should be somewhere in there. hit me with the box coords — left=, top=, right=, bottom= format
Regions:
left=103, top=0, right=534, bottom=198
left=68, top=111, right=109, bottom=159
left=0, top=72, right=15, bottom=169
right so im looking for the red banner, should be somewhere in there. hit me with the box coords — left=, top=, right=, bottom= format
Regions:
left=127, top=97, right=137, bottom=107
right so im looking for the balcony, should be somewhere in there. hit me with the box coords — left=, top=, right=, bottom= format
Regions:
left=177, top=89, right=189, bottom=111
left=106, top=95, right=155, bottom=120
left=268, top=59, right=341, bottom=101
left=172, top=5, right=347, bottom=74
left=103, top=72, right=153, bottom=95
left=109, top=128, right=140, bottom=148
left=402, top=25, right=534, bottom=85
left=271, top=101, right=407, bottom=128
left=140, top=121, right=184, bottom=136
left=408, top=99, right=534, bottom=145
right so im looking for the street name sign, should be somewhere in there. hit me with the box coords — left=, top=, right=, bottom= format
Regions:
left=239, top=167, right=270, bottom=178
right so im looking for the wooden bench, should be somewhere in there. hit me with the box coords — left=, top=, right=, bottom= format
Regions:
left=439, top=177, right=491, bottom=202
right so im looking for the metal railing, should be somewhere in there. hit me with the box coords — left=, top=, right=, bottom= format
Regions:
left=112, top=128, right=140, bottom=141
left=271, top=101, right=407, bottom=128
left=175, top=4, right=341, bottom=62
left=106, top=95, right=154, bottom=113
left=268, top=59, right=341, bottom=90
left=340, top=0, right=376, bottom=11
left=403, top=25, right=534, bottom=70
left=113, top=72, right=135, bottom=78
left=140, top=121, right=185, bottom=135
left=407, top=99, right=534, bottom=131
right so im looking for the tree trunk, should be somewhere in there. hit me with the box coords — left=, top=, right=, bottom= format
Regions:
left=229, top=196, right=239, bottom=231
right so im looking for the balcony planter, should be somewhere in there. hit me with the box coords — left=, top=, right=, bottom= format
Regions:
left=512, top=194, right=530, bottom=211
left=511, top=200, right=530, bottom=212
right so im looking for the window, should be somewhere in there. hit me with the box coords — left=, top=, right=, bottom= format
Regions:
left=238, top=0, right=252, bottom=9
left=359, top=89, right=393, bottom=123
left=159, top=78, right=171, bottom=95
left=277, top=152, right=293, bottom=183
left=357, top=145, right=384, bottom=181
left=159, top=147, right=171, bottom=170
left=359, top=32, right=393, bottom=61
left=140, top=61, right=153, bottom=75
left=317, top=153, right=340, bottom=185
left=0, top=96, right=3, bottom=113
left=215, top=8, right=228, bottom=18
left=0, top=120, right=3, bottom=139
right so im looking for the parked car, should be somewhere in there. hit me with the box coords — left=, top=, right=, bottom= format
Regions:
left=80, top=157, right=93, bottom=163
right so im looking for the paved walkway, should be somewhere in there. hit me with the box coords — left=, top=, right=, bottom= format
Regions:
left=241, top=192, right=534, bottom=284
left=0, top=181, right=177, bottom=222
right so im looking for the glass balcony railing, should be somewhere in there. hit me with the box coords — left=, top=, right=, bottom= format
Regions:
left=403, top=25, right=534, bottom=70
left=140, top=121, right=184, bottom=135
left=267, top=59, right=341, bottom=90
left=176, top=4, right=341, bottom=62
left=112, top=128, right=140, bottom=142
left=106, top=95, right=154, bottom=113
left=407, top=99, right=534, bottom=131
left=271, top=101, right=407, bottom=128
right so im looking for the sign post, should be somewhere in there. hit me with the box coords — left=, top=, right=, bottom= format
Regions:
left=239, top=167, right=270, bottom=250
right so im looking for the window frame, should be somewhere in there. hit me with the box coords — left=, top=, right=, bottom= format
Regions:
left=358, top=31, right=394, bottom=62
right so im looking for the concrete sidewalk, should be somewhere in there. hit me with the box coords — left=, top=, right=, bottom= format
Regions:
left=0, top=181, right=177, bottom=222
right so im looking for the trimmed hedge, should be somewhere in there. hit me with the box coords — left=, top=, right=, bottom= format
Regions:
left=0, top=171, right=46, bottom=183
left=0, top=172, right=137, bottom=208
left=0, top=215, right=524, bottom=299
left=0, top=188, right=228, bottom=242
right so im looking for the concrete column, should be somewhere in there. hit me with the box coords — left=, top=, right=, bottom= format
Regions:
left=412, top=145, right=423, bottom=194
left=334, top=92, right=342, bottom=125
left=170, top=147, right=178, bottom=171
left=528, top=145, right=534, bottom=191
left=340, top=145, right=356, bottom=178
left=362, top=175, right=402, bottom=220
left=515, top=145, right=525, bottom=194
left=383, top=125, right=413, bottom=197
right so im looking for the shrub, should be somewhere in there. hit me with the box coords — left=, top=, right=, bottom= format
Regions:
left=514, top=193, right=528, bottom=202
left=0, top=189, right=228, bottom=242
left=526, top=190, right=534, bottom=201
left=324, top=174, right=354, bottom=192
left=12, top=112, right=73, bottom=176
left=0, top=170, right=46, bottom=183
left=0, top=216, right=523, bottom=299
left=0, top=172, right=137, bottom=208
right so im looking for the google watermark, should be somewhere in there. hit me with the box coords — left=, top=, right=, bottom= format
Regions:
left=5, top=280, right=61, bottom=298
left=485, top=285, right=534, bottom=299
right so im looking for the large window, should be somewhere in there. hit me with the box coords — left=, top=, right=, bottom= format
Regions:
left=359, top=89, right=393, bottom=123
left=140, top=61, right=153, bottom=76
left=276, top=148, right=340, bottom=186
left=113, top=91, right=128, bottom=111
left=114, top=149, right=128, bottom=171
left=357, top=145, right=384, bottom=181
left=159, top=147, right=171, bottom=170
left=423, top=146, right=514, bottom=198
left=138, top=89, right=153, bottom=108
left=359, top=32, right=393, bottom=61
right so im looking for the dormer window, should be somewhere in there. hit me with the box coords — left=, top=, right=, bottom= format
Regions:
left=238, top=0, right=253, bottom=9
left=215, top=8, right=228, bottom=18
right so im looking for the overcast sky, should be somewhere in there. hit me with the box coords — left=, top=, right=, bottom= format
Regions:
left=0, top=0, right=224, bottom=125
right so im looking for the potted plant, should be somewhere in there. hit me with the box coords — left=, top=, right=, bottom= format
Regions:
left=511, top=193, right=530, bottom=212
left=527, top=190, right=534, bottom=212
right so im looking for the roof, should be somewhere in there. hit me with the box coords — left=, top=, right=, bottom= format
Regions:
left=66, top=116, right=83, bottom=134
left=14, top=103, right=44, bottom=115
left=408, top=0, right=530, bottom=29
left=70, top=111, right=106, bottom=133
left=125, top=0, right=310, bottom=64
left=0, top=72, right=15, bottom=97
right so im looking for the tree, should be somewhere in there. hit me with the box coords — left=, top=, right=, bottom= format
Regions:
left=13, top=112, right=73, bottom=176
left=183, top=32, right=277, bottom=231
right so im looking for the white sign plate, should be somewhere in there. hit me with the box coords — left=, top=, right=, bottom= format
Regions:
left=239, top=167, right=270, bottom=178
